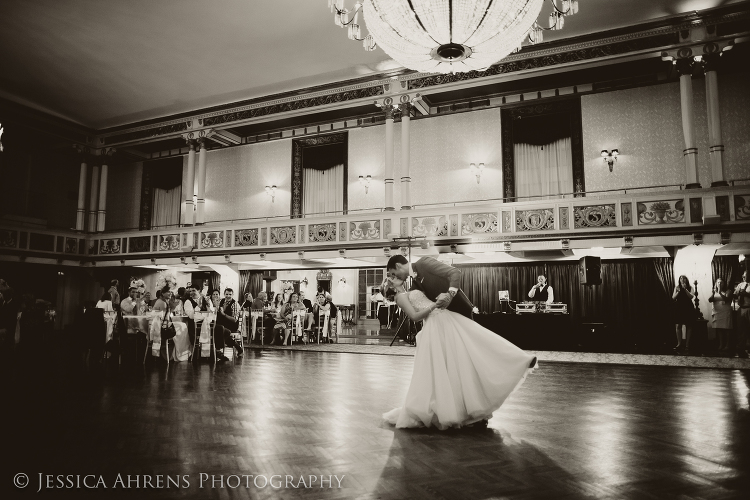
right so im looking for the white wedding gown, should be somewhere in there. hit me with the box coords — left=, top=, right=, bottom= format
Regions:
left=383, top=290, right=537, bottom=430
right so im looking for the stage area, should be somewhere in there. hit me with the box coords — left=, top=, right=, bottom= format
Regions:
left=2, top=349, right=749, bottom=499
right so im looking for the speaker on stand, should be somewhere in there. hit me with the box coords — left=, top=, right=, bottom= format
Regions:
left=579, top=256, right=602, bottom=286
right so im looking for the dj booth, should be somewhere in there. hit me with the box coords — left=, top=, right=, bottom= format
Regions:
left=474, top=301, right=574, bottom=350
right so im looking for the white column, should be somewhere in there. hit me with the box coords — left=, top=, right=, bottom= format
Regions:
left=96, top=163, right=108, bottom=232
left=384, top=105, right=395, bottom=211
left=76, top=158, right=88, bottom=231
left=400, top=102, right=412, bottom=210
left=87, top=165, right=100, bottom=232
left=195, top=138, right=207, bottom=224
left=704, top=55, right=726, bottom=187
left=678, top=59, right=701, bottom=189
left=183, top=139, right=196, bottom=225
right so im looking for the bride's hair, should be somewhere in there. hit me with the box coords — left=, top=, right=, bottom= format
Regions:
left=381, top=278, right=396, bottom=296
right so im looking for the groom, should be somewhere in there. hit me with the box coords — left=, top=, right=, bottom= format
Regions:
left=386, top=255, right=474, bottom=319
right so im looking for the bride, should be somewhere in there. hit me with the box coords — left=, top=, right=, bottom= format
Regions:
left=382, top=277, right=537, bottom=430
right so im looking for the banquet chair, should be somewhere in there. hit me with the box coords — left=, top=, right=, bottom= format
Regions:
left=314, top=309, right=331, bottom=344
left=291, top=309, right=305, bottom=344
left=250, top=308, right=265, bottom=346
left=192, top=316, right=216, bottom=363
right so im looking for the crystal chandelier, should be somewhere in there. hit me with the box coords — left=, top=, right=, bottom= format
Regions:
left=327, top=0, right=579, bottom=74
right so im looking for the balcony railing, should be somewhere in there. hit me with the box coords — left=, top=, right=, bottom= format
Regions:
left=1, top=184, right=748, bottom=260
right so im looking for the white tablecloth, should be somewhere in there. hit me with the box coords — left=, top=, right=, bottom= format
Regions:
left=124, top=313, right=191, bottom=361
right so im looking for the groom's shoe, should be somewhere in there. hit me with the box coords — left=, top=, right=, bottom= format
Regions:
left=529, top=356, right=538, bottom=369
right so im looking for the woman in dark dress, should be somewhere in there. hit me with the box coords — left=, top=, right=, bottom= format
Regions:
left=672, top=275, right=696, bottom=353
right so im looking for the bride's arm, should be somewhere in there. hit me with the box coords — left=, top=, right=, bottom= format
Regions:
left=395, top=293, right=437, bottom=322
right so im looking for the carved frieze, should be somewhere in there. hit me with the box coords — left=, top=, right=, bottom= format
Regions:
left=559, top=207, right=569, bottom=230
left=516, top=209, right=555, bottom=231
left=0, top=230, right=17, bottom=248
left=351, top=220, right=380, bottom=240
left=735, top=194, right=750, bottom=220
left=270, top=226, right=296, bottom=245
left=158, top=234, right=181, bottom=251
left=129, top=236, right=151, bottom=253
left=462, top=213, right=498, bottom=235
left=99, top=239, right=121, bottom=254
left=200, top=232, right=224, bottom=249
left=574, top=204, right=616, bottom=228
left=637, top=200, right=685, bottom=225
left=621, top=203, right=633, bottom=226
left=412, top=216, right=448, bottom=237
left=308, top=223, right=337, bottom=243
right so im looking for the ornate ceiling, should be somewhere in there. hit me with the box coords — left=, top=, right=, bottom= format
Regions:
left=1, top=0, right=747, bottom=132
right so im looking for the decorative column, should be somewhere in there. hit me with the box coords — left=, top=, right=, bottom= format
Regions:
left=400, top=101, right=412, bottom=210
left=677, top=58, right=701, bottom=189
left=195, top=137, right=207, bottom=224
left=75, top=153, right=88, bottom=231
left=384, top=103, right=396, bottom=211
left=183, top=138, right=196, bottom=225
left=96, top=162, right=108, bottom=232
left=87, top=165, right=100, bottom=232
left=703, top=53, right=727, bottom=187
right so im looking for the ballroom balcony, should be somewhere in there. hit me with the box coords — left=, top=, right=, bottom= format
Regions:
left=2, top=182, right=748, bottom=268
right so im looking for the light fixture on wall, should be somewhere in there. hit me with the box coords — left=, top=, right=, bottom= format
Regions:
left=265, top=185, right=277, bottom=202
left=192, top=194, right=197, bottom=211
left=301, top=277, right=308, bottom=287
left=601, top=149, right=619, bottom=172
left=0, top=122, right=4, bottom=151
left=359, top=174, right=372, bottom=194
left=339, top=277, right=347, bottom=285
left=469, top=163, right=485, bottom=183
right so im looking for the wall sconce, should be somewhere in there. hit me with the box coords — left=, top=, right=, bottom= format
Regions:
left=469, top=163, right=485, bottom=183
left=359, top=175, right=372, bottom=194
left=265, top=185, right=277, bottom=202
left=0, top=123, right=4, bottom=152
left=601, top=149, right=619, bottom=172
left=301, top=277, right=308, bottom=287
left=339, top=277, right=347, bottom=285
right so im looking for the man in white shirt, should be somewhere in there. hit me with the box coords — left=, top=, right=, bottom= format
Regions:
left=528, top=275, right=554, bottom=304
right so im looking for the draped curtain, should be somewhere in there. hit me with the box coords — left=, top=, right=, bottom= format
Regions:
left=303, top=164, right=344, bottom=217
left=151, top=187, right=181, bottom=228
left=514, top=138, right=573, bottom=199
left=711, top=256, right=746, bottom=288
left=458, top=257, right=675, bottom=349
left=239, top=270, right=265, bottom=299
left=209, top=272, right=221, bottom=295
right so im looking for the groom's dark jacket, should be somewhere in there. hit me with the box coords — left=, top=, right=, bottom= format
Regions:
left=411, top=257, right=474, bottom=319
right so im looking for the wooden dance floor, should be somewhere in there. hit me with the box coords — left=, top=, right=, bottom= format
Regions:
left=3, top=350, right=749, bottom=499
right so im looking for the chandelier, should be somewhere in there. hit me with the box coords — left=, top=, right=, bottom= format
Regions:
left=327, top=0, right=579, bottom=74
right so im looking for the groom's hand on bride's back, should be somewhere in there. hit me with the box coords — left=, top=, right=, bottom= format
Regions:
left=435, top=293, right=452, bottom=309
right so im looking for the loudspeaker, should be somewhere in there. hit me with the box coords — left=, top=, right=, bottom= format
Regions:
left=579, top=256, right=602, bottom=285
left=262, top=270, right=277, bottom=281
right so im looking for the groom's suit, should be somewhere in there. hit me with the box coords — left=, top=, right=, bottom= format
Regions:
left=411, top=257, right=474, bottom=319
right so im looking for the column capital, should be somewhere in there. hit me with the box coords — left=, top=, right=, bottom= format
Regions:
left=675, top=57, right=695, bottom=76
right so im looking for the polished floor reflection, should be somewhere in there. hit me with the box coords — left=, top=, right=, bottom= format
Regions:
left=2, top=350, right=749, bottom=499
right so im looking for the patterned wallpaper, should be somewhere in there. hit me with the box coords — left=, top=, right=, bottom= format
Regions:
left=582, top=73, right=750, bottom=193
left=107, top=161, right=142, bottom=231
left=182, top=140, right=292, bottom=223
left=348, top=108, right=503, bottom=211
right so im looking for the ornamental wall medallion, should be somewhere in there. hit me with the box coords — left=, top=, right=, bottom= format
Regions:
left=351, top=220, right=380, bottom=240
left=516, top=209, right=555, bottom=231
left=308, top=223, right=337, bottom=243
left=573, top=204, right=616, bottom=228
left=735, top=194, right=750, bottom=220
left=559, top=207, right=569, bottom=230
left=637, top=200, right=685, bottom=225
left=237, top=227, right=264, bottom=247
left=461, top=213, right=499, bottom=235
left=158, top=234, right=180, bottom=251
left=129, top=236, right=151, bottom=253
left=412, top=216, right=448, bottom=237
left=621, top=203, right=633, bottom=226
left=502, top=211, right=512, bottom=232
left=99, top=239, right=121, bottom=254
left=64, top=237, right=78, bottom=254
left=0, top=230, right=17, bottom=248
left=716, top=196, right=730, bottom=221
left=200, top=232, right=224, bottom=249
left=270, top=226, right=296, bottom=245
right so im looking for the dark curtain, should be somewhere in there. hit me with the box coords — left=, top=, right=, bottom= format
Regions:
left=209, top=272, right=221, bottom=295
left=712, top=256, right=743, bottom=288
left=458, top=258, right=675, bottom=350
left=512, top=111, right=571, bottom=145
left=652, top=257, right=675, bottom=297
left=303, top=142, right=346, bottom=171
left=246, top=271, right=264, bottom=298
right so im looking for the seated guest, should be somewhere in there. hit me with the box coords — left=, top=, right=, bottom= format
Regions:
left=528, top=275, right=554, bottom=304
left=210, top=290, right=221, bottom=312
left=143, top=291, right=154, bottom=309
left=309, top=292, right=332, bottom=341
left=281, top=292, right=306, bottom=345
left=183, top=289, right=203, bottom=344
left=152, top=287, right=171, bottom=312
left=709, top=278, right=733, bottom=355
left=169, top=289, right=185, bottom=315
left=249, top=292, right=274, bottom=343
left=325, top=293, right=338, bottom=342
left=214, top=288, right=242, bottom=360
left=269, top=293, right=286, bottom=344
left=120, top=287, right=139, bottom=315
